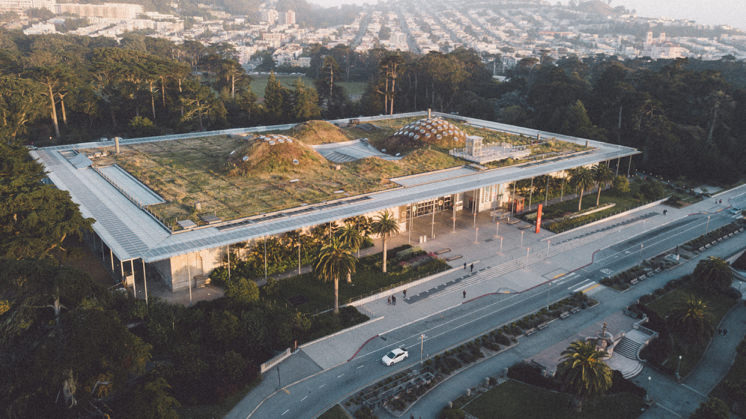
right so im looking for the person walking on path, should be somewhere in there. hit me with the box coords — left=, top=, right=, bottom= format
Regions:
left=463, top=262, right=467, bottom=270
left=392, top=295, right=396, bottom=305
left=403, top=289, right=407, bottom=299
left=462, top=290, right=466, bottom=299
left=470, top=263, right=474, bottom=273
left=387, top=296, right=391, bottom=305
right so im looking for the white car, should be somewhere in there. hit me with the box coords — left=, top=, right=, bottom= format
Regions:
left=382, top=348, right=409, bottom=366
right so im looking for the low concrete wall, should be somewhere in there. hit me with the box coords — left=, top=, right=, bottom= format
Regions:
left=260, top=348, right=291, bottom=375
left=548, top=196, right=670, bottom=240
left=347, top=266, right=460, bottom=307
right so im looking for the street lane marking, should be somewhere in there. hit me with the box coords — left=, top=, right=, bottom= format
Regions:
left=337, top=373, right=344, bottom=378
left=281, top=409, right=290, bottom=416
left=301, top=395, right=308, bottom=402
left=552, top=272, right=566, bottom=279
left=319, top=384, right=325, bottom=388
left=656, top=403, right=682, bottom=417
left=356, top=365, right=365, bottom=369
left=681, top=383, right=707, bottom=397
left=570, top=278, right=592, bottom=290
left=282, top=388, right=290, bottom=394
left=581, top=283, right=600, bottom=294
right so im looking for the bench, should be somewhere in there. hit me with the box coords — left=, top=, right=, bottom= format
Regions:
left=570, top=307, right=581, bottom=314
left=446, top=255, right=463, bottom=261
left=560, top=312, right=571, bottom=319
left=435, top=248, right=452, bottom=255
left=524, top=328, right=537, bottom=336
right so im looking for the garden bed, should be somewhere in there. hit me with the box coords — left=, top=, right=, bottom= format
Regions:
left=600, top=253, right=679, bottom=291
left=680, top=219, right=745, bottom=253
left=270, top=245, right=449, bottom=313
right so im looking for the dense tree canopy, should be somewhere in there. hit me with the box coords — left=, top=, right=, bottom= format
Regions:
left=0, top=142, right=92, bottom=260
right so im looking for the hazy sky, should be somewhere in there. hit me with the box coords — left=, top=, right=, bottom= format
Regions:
left=309, top=0, right=746, bottom=31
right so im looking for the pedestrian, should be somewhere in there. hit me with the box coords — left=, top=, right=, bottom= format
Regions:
left=387, top=296, right=391, bottom=305
left=392, top=295, right=396, bottom=305
left=464, top=262, right=467, bottom=270
left=403, top=289, right=407, bottom=298
left=663, top=209, right=667, bottom=215
left=724, top=329, right=728, bottom=336
left=463, top=290, right=466, bottom=299
left=470, top=263, right=474, bottom=273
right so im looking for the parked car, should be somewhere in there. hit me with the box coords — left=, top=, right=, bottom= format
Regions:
left=382, top=348, right=409, bottom=366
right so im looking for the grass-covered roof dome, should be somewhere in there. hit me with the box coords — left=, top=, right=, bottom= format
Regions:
left=226, top=134, right=325, bottom=176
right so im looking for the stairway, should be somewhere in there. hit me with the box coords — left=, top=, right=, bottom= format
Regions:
left=614, top=336, right=642, bottom=360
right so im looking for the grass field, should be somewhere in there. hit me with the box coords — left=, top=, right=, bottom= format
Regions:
left=464, top=380, right=646, bottom=419
left=646, top=283, right=738, bottom=377
left=249, top=73, right=368, bottom=100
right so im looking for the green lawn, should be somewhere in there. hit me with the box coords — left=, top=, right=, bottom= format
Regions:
left=646, top=283, right=738, bottom=377
left=250, top=74, right=367, bottom=100
left=318, top=404, right=352, bottom=419
left=274, top=249, right=449, bottom=313
left=463, top=380, right=646, bottom=419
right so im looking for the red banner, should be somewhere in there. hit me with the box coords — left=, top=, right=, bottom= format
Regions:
left=535, top=204, right=543, bottom=233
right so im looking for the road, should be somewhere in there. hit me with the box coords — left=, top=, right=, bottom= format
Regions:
left=235, top=189, right=745, bottom=419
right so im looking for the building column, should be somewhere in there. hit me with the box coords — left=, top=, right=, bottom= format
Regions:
left=142, top=259, right=148, bottom=305
left=528, top=177, right=534, bottom=211
left=615, top=157, right=620, bottom=176
left=131, top=260, right=136, bottom=298
left=627, top=155, right=633, bottom=177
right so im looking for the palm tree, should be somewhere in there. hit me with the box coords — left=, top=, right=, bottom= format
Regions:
left=570, top=167, right=595, bottom=212
left=593, top=164, right=614, bottom=206
left=314, top=236, right=356, bottom=314
left=338, top=222, right=364, bottom=260
left=371, top=210, right=400, bottom=273
left=668, top=296, right=713, bottom=344
left=557, top=340, right=612, bottom=412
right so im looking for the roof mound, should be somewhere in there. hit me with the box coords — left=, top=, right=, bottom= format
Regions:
left=226, top=134, right=324, bottom=176
left=381, top=117, right=467, bottom=153
left=290, top=120, right=352, bottom=145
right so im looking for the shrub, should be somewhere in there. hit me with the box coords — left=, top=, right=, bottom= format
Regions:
left=438, top=408, right=466, bottom=419
left=507, top=362, right=558, bottom=390
left=609, top=370, right=646, bottom=398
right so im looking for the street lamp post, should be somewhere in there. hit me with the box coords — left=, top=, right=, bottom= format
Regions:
left=420, top=335, right=424, bottom=364
left=675, top=355, right=682, bottom=382
left=546, top=280, right=552, bottom=310
left=646, top=376, right=652, bottom=402
left=520, top=231, right=524, bottom=248
left=705, top=215, right=711, bottom=234
left=639, top=242, right=644, bottom=263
